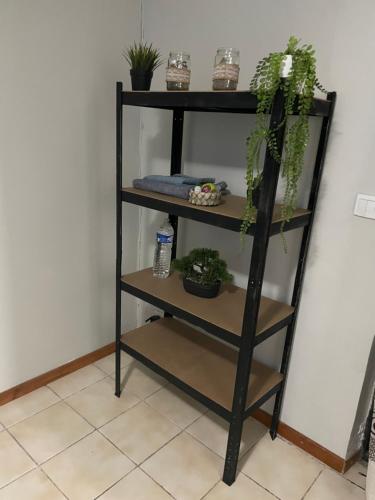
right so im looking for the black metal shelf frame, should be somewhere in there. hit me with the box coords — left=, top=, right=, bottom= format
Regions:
left=120, top=338, right=284, bottom=422
left=121, top=188, right=312, bottom=236
left=122, top=90, right=331, bottom=116
left=120, top=275, right=294, bottom=348
left=115, top=84, right=336, bottom=485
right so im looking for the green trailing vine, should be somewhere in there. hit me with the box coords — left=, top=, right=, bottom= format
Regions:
left=241, top=36, right=327, bottom=248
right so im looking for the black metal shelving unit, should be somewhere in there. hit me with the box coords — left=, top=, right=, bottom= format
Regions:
left=115, top=85, right=336, bottom=485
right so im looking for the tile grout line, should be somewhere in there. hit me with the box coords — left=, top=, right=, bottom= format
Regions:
left=96, top=427, right=138, bottom=466
left=138, top=467, right=178, bottom=500
left=63, top=383, right=142, bottom=430
left=2, top=360, right=192, bottom=497
left=200, top=478, right=222, bottom=499
left=41, top=427, right=98, bottom=465
left=142, top=393, right=206, bottom=430
left=247, top=476, right=282, bottom=499
left=2, top=369, right=109, bottom=424
left=1, top=361, right=159, bottom=496
left=4, top=427, right=39, bottom=466
left=44, top=385, right=64, bottom=400
left=301, top=468, right=324, bottom=499
left=0, top=433, right=70, bottom=499
left=344, top=464, right=367, bottom=491
left=184, top=417, right=267, bottom=463
left=93, top=355, right=134, bottom=378
left=138, top=427, right=185, bottom=468
left=4, top=395, right=99, bottom=464
left=0, top=390, right=63, bottom=430
left=140, top=425, right=227, bottom=469
left=2, top=366, right=356, bottom=499
left=4, top=397, right=97, bottom=468
left=3, top=365, right=246, bottom=496
left=0, top=445, right=37, bottom=491
left=345, top=477, right=366, bottom=491
left=38, top=467, right=70, bottom=499
left=0, top=468, right=46, bottom=493
left=48, top=369, right=108, bottom=400
left=93, top=466, right=137, bottom=499
left=37, top=424, right=137, bottom=500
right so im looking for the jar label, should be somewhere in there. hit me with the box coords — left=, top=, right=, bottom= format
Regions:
left=166, top=67, right=191, bottom=84
left=213, top=63, right=239, bottom=82
left=157, top=233, right=173, bottom=244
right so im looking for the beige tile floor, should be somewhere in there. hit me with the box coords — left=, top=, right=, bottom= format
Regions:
left=0, top=354, right=367, bottom=499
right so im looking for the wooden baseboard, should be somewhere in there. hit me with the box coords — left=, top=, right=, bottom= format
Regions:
left=0, top=346, right=358, bottom=474
left=0, top=342, right=115, bottom=406
left=252, top=408, right=358, bottom=474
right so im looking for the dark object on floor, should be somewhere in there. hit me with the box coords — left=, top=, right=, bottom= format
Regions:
left=146, top=315, right=161, bottom=323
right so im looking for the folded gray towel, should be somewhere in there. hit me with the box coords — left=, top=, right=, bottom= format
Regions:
left=173, top=174, right=216, bottom=185
left=133, top=178, right=192, bottom=199
left=144, top=175, right=215, bottom=186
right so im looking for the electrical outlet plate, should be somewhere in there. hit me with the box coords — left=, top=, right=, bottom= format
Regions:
left=354, top=193, right=375, bottom=219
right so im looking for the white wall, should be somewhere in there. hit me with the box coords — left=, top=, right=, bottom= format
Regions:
left=0, top=0, right=141, bottom=392
left=140, top=0, right=375, bottom=458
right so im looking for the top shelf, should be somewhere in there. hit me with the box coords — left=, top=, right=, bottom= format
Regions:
left=122, top=91, right=331, bottom=117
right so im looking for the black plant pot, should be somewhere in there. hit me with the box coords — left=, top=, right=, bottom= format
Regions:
left=130, top=69, right=153, bottom=91
left=182, top=276, right=221, bottom=299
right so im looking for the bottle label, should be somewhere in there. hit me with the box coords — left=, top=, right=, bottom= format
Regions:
left=157, top=233, right=173, bottom=244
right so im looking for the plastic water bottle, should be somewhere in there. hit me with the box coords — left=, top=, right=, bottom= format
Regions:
left=153, top=219, right=174, bottom=278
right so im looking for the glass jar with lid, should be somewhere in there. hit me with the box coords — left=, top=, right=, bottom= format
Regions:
left=166, top=52, right=191, bottom=91
left=212, top=48, right=240, bottom=90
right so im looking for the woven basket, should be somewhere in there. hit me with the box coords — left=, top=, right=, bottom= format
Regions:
left=189, top=190, right=222, bottom=206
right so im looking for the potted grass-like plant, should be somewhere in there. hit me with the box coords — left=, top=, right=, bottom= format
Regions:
left=123, top=42, right=162, bottom=91
left=242, top=36, right=327, bottom=247
left=173, top=248, right=233, bottom=299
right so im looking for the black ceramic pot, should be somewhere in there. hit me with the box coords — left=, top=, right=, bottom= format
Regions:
left=183, top=276, right=221, bottom=299
left=130, top=69, right=153, bottom=91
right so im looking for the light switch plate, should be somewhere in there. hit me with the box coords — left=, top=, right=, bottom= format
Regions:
left=354, top=193, right=375, bottom=219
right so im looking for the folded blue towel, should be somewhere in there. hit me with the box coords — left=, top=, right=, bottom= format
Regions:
left=174, top=174, right=216, bottom=185
left=133, top=178, right=192, bottom=199
left=215, top=181, right=228, bottom=192
left=144, top=175, right=215, bottom=186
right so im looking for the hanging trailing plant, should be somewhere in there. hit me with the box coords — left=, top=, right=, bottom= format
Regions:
left=241, top=36, right=327, bottom=247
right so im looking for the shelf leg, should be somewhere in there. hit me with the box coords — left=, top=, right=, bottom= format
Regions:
left=270, top=323, right=294, bottom=439
left=223, top=391, right=250, bottom=485
left=115, top=81, right=123, bottom=397
left=165, top=109, right=184, bottom=319
left=223, top=88, right=287, bottom=485
left=169, top=109, right=184, bottom=260
left=269, top=92, right=337, bottom=438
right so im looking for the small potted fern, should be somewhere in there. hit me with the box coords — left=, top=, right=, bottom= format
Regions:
left=173, top=248, right=233, bottom=299
left=123, top=42, right=162, bottom=91
left=242, top=36, right=327, bottom=247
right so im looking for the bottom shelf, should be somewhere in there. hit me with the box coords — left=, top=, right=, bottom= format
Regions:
left=121, top=318, right=283, bottom=420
